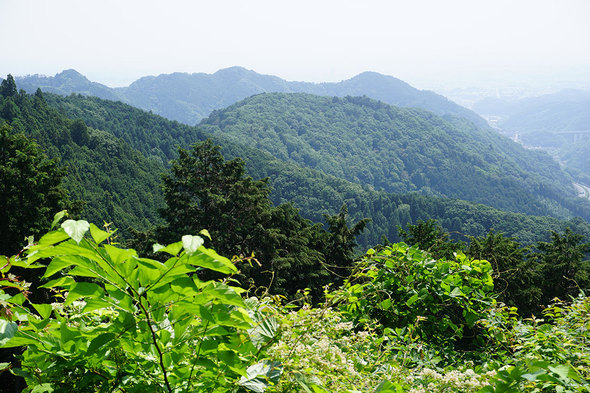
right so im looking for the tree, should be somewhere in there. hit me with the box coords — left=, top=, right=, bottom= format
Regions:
left=534, top=228, right=590, bottom=306
left=158, top=139, right=273, bottom=258
left=157, top=140, right=333, bottom=296
left=466, top=230, right=540, bottom=315
left=323, top=204, right=370, bottom=280
left=0, top=124, right=68, bottom=256
left=70, top=118, right=90, bottom=146
left=0, top=74, right=17, bottom=98
left=398, top=219, right=464, bottom=260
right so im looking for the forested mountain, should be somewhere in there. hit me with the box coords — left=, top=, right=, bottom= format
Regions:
left=0, top=80, right=164, bottom=244
left=10, top=67, right=485, bottom=126
left=199, top=93, right=590, bottom=220
left=12, top=69, right=120, bottom=102
left=38, top=91, right=590, bottom=249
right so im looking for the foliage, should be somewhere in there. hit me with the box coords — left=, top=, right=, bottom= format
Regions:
left=398, top=219, right=465, bottom=260
left=330, top=243, right=496, bottom=351
left=466, top=231, right=540, bottom=316
left=0, top=124, right=69, bottom=255
left=37, top=90, right=590, bottom=251
left=156, top=139, right=368, bottom=298
left=481, top=296, right=590, bottom=392
left=1, top=217, right=279, bottom=392
left=2, top=216, right=590, bottom=393
left=534, top=228, right=590, bottom=307
left=199, top=92, right=587, bottom=221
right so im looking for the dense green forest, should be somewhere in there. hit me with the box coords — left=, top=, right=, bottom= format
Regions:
left=12, top=67, right=485, bottom=126
left=37, top=91, right=590, bottom=249
left=0, top=76, right=165, bottom=242
left=200, top=93, right=590, bottom=220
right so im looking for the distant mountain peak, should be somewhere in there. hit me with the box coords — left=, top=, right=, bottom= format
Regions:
left=55, top=69, right=88, bottom=81
left=214, top=66, right=251, bottom=76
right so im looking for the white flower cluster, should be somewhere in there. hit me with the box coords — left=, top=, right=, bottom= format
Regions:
left=405, top=367, right=494, bottom=392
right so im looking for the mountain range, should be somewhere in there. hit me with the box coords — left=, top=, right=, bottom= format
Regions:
left=13, top=67, right=485, bottom=126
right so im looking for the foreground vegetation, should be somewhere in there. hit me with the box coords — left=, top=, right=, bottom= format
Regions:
left=1, top=216, right=589, bottom=392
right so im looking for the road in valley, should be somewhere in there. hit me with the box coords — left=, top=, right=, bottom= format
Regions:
left=574, top=183, right=590, bottom=200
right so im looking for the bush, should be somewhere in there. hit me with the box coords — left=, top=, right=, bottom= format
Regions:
left=1, top=215, right=279, bottom=392
left=329, top=243, right=496, bottom=351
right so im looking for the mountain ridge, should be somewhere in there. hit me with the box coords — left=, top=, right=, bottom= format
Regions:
left=11, top=67, right=485, bottom=126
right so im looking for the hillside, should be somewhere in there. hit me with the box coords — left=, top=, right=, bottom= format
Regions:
left=472, top=89, right=590, bottom=180
left=0, top=85, right=164, bottom=240
left=199, top=93, right=589, bottom=219
left=11, top=67, right=485, bottom=126
left=472, top=89, right=590, bottom=132
left=39, top=92, right=590, bottom=248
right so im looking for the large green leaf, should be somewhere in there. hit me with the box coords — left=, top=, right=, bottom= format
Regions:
left=32, top=303, right=53, bottom=319
left=0, top=319, right=18, bottom=346
left=89, top=223, right=114, bottom=244
left=185, top=249, right=236, bottom=274
left=65, top=282, right=104, bottom=305
left=87, top=332, right=116, bottom=355
left=238, top=361, right=282, bottom=393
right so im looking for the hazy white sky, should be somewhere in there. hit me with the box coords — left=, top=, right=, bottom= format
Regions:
left=0, top=0, right=589, bottom=90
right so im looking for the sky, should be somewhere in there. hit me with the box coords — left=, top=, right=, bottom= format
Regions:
left=1, top=0, right=589, bottom=94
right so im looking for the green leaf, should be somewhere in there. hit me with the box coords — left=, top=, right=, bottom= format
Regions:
left=156, top=241, right=183, bottom=256
left=199, top=229, right=212, bottom=240
left=205, top=283, right=246, bottom=307
left=104, top=244, right=136, bottom=264
left=51, top=210, right=68, bottom=229
left=33, top=229, right=70, bottom=248
left=380, top=298, right=392, bottom=310
left=449, top=287, right=462, bottom=297
left=43, top=255, right=83, bottom=278
left=186, top=248, right=236, bottom=274
left=87, top=332, right=116, bottom=354
left=405, top=293, right=418, bottom=307
left=182, top=235, right=204, bottom=255
left=89, top=223, right=113, bottom=244
left=248, top=314, right=278, bottom=349
left=374, top=380, right=403, bottom=393
left=32, top=303, right=53, bottom=319
left=61, top=219, right=90, bottom=244
left=30, top=383, right=54, bottom=393
left=0, top=319, right=18, bottom=346
left=548, top=364, right=573, bottom=381
left=238, top=361, right=283, bottom=393
left=65, top=282, right=104, bottom=305
left=82, top=298, right=113, bottom=312
left=39, top=276, right=76, bottom=289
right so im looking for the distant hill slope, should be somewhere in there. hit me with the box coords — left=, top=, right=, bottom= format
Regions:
left=13, top=69, right=121, bottom=101
left=11, top=67, right=485, bottom=126
left=472, top=89, right=590, bottom=180
left=473, top=89, right=590, bottom=133
left=39, top=92, right=590, bottom=248
left=199, top=93, right=586, bottom=218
